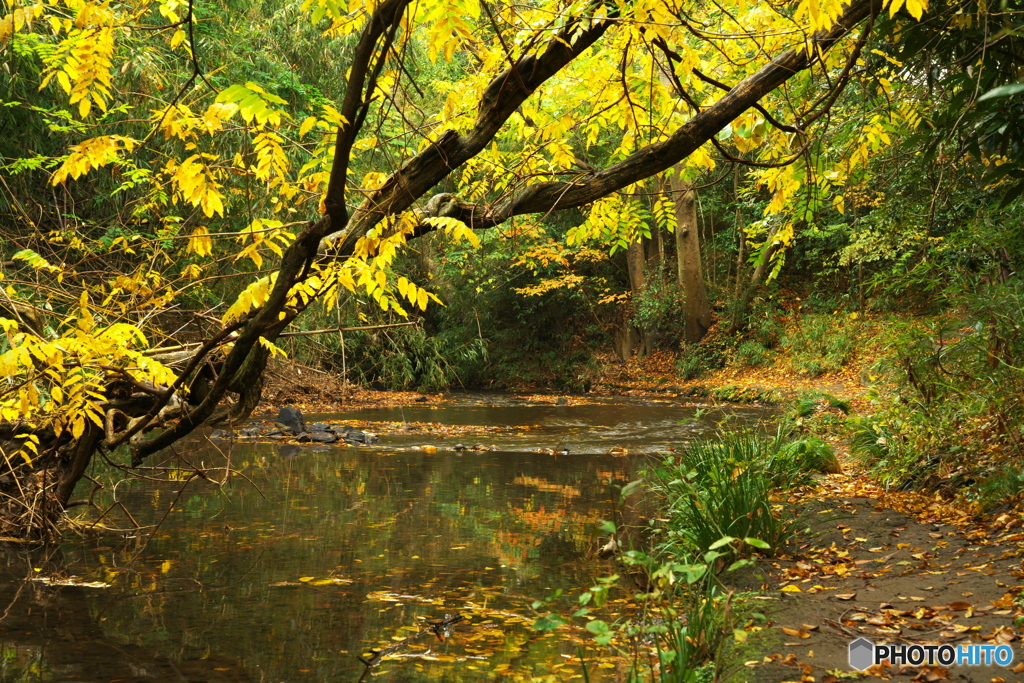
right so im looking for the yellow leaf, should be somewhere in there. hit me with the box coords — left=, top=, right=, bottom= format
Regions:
left=187, top=226, right=213, bottom=257
left=299, top=116, right=317, bottom=139
left=781, top=585, right=801, bottom=592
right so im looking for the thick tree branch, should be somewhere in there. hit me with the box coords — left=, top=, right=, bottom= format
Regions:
left=323, top=0, right=413, bottom=229
left=323, top=14, right=616, bottom=253
left=440, top=0, right=882, bottom=230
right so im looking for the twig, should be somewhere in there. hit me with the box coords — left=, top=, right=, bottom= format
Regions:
left=277, top=321, right=419, bottom=338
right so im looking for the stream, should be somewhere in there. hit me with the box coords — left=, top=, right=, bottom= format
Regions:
left=0, top=394, right=772, bottom=682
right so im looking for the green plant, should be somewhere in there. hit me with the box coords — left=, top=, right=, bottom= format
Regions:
left=790, top=396, right=818, bottom=418
left=978, top=466, right=1024, bottom=512
left=781, top=315, right=859, bottom=376
left=734, top=340, right=770, bottom=367
left=647, top=431, right=806, bottom=558
left=776, top=437, right=841, bottom=476
left=847, top=416, right=888, bottom=464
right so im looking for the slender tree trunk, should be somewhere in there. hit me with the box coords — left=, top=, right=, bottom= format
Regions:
left=670, top=173, right=712, bottom=343
left=732, top=167, right=747, bottom=302
left=626, top=238, right=652, bottom=358
left=731, top=221, right=783, bottom=331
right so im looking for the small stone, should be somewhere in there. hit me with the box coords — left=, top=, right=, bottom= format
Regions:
left=415, top=396, right=429, bottom=402
left=309, top=422, right=331, bottom=432
left=296, top=432, right=312, bottom=442
left=276, top=406, right=306, bottom=433
left=309, top=431, right=337, bottom=443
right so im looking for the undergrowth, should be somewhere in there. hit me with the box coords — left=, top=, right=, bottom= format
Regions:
left=533, top=430, right=832, bottom=681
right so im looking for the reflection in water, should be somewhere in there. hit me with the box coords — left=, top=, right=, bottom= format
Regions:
left=0, top=398, right=768, bottom=681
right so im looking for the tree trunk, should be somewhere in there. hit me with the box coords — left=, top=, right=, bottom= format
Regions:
left=670, top=174, right=712, bottom=343
left=622, top=238, right=655, bottom=359
left=730, top=221, right=784, bottom=331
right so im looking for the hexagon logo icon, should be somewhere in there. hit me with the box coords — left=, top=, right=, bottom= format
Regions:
left=848, top=637, right=874, bottom=671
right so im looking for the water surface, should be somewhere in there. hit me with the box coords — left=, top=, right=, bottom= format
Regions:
left=0, top=396, right=770, bottom=681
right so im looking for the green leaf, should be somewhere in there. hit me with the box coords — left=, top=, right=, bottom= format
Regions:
left=977, top=82, right=1024, bottom=102
left=708, top=536, right=738, bottom=550
left=532, top=613, right=568, bottom=631
left=743, top=537, right=771, bottom=549
left=619, top=478, right=644, bottom=499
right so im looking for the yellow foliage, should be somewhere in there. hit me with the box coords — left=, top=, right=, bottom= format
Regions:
left=223, top=274, right=277, bottom=324
left=253, top=132, right=290, bottom=182
left=0, top=4, right=44, bottom=45
left=51, top=135, right=138, bottom=185
left=187, top=226, right=213, bottom=257
left=40, top=6, right=116, bottom=119
left=418, top=0, right=478, bottom=62
left=170, top=154, right=227, bottom=218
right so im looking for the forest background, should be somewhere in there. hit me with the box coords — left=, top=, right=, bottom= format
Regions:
left=1, top=0, right=1023, bottom=538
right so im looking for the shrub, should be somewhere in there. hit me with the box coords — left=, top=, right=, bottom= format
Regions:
left=781, top=314, right=859, bottom=376
left=734, top=340, right=770, bottom=367
left=646, top=431, right=814, bottom=558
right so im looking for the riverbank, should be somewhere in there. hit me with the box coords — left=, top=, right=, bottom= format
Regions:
left=737, top=457, right=1024, bottom=683
left=256, top=333, right=1024, bottom=682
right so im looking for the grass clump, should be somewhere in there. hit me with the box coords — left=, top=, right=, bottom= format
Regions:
left=781, top=314, right=859, bottom=376
left=646, top=430, right=828, bottom=558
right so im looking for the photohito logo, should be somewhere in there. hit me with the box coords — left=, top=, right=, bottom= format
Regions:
left=848, top=638, right=1015, bottom=671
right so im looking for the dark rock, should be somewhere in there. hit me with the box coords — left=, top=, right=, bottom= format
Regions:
left=454, top=444, right=467, bottom=451
left=346, top=430, right=366, bottom=443
left=309, top=431, right=337, bottom=444
left=209, top=429, right=232, bottom=440
left=309, top=422, right=331, bottom=432
left=277, top=406, right=306, bottom=434
left=415, top=396, right=429, bottom=402
left=556, top=397, right=568, bottom=405
left=239, top=426, right=262, bottom=437
left=296, top=432, right=312, bottom=442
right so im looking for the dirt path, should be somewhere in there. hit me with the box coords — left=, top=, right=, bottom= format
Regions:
left=749, top=471, right=1024, bottom=683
